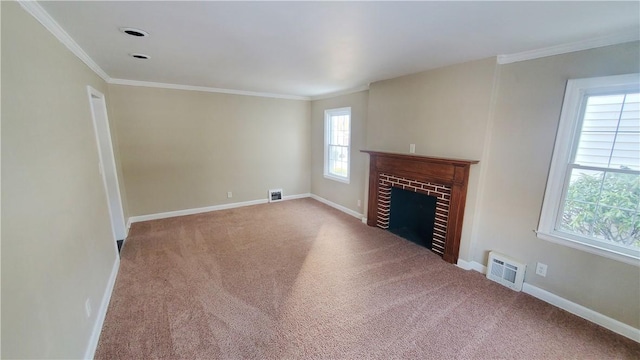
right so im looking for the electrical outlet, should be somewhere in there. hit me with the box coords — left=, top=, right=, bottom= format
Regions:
left=85, top=298, right=92, bottom=318
left=357, top=200, right=361, bottom=207
left=536, top=262, right=548, bottom=277
left=410, top=144, right=416, bottom=153
left=227, top=192, right=232, bottom=198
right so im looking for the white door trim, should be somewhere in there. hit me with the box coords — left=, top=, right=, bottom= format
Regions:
left=87, top=86, right=126, bottom=245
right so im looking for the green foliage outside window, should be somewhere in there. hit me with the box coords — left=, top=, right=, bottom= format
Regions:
left=561, top=171, right=640, bottom=248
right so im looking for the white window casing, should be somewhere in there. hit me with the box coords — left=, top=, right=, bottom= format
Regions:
left=324, top=107, right=351, bottom=184
left=537, top=73, right=640, bottom=266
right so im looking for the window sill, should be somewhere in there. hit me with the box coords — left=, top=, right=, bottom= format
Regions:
left=536, top=231, right=640, bottom=267
left=324, top=174, right=350, bottom=184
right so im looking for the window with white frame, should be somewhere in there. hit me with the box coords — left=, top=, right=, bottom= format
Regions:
left=538, top=73, right=640, bottom=265
left=324, top=107, right=351, bottom=183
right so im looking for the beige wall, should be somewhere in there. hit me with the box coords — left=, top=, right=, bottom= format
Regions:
left=474, top=42, right=640, bottom=328
left=107, top=85, right=311, bottom=216
left=310, top=91, right=369, bottom=214
left=3, top=3, right=638, bottom=358
left=363, top=45, right=640, bottom=328
left=366, top=58, right=498, bottom=260
left=1, top=2, right=119, bottom=358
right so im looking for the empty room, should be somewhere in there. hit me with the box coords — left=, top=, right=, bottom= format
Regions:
left=2, top=1, right=640, bottom=358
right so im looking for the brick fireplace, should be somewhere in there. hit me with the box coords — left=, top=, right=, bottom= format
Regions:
left=362, top=151, right=478, bottom=263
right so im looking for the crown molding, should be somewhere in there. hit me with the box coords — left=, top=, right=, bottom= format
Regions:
left=18, top=1, right=309, bottom=101
left=310, top=85, right=370, bottom=101
left=498, top=31, right=640, bottom=65
left=108, top=78, right=311, bottom=101
left=18, top=0, right=111, bottom=81
left=28, top=0, right=635, bottom=100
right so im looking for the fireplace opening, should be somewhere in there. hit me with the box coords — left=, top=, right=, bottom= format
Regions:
left=388, top=187, right=437, bottom=250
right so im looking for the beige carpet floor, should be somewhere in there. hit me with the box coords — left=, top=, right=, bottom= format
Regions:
left=95, top=198, right=640, bottom=359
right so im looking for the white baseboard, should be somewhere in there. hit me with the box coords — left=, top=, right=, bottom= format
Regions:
left=84, top=256, right=120, bottom=359
left=124, top=219, right=131, bottom=238
left=129, top=199, right=267, bottom=223
left=457, top=258, right=639, bottom=343
left=361, top=217, right=368, bottom=224
left=309, top=194, right=364, bottom=220
left=456, top=259, right=487, bottom=273
left=128, top=194, right=311, bottom=225
left=522, top=283, right=640, bottom=343
left=283, top=193, right=310, bottom=201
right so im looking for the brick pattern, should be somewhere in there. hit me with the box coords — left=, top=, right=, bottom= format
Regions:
left=377, top=173, right=451, bottom=256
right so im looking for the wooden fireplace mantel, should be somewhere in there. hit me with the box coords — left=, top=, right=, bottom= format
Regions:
left=361, top=150, right=478, bottom=264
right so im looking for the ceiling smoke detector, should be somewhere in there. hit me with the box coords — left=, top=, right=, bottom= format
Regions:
left=120, top=27, right=149, bottom=37
left=130, top=53, right=150, bottom=60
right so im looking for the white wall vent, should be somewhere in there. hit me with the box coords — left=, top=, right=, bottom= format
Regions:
left=486, top=251, right=526, bottom=291
left=268, top=189, right=283, bottom=202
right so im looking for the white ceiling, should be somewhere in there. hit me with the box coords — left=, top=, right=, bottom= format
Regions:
left=38, top=1, right=640, bottom=98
